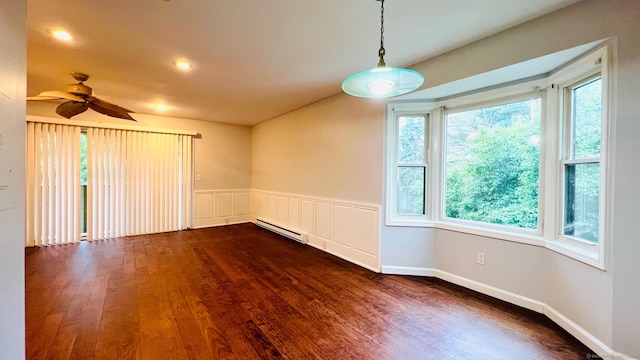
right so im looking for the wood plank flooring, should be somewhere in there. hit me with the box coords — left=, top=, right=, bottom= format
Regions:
left=26, top=223, right=594, bottom=359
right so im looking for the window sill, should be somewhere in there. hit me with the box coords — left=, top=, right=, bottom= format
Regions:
left=386, top=218, right=435, bottom=228
left=435, top=221, right=545, bottom=247
left=545, top=239, right=604, bottom=270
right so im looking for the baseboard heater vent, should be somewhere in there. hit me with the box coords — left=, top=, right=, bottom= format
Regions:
left=256, top=218, right=308, bottom=244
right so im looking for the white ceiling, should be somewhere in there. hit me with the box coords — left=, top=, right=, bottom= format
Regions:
left=27, top=0, right=581, bottom=126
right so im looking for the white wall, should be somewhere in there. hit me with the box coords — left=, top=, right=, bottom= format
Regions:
left=380, top=226, right=435, bottom=271
left=251, top=94, right=384, bottom=204
left=252, top=0, right=640, bottom=357
left=0, top=0, right=26, bottom=359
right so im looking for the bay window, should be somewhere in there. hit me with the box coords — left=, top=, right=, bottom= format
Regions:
left=385, top=45, right=610, bottom=268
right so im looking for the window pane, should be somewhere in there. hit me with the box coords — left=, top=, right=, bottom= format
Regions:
left=572, top=78, right=602, bottom=159
left=445, top=98, right=541, bottom=229
left=81, top=132, right=87, bottom=234
left=398, top=116, right=425, bottom=164
left=398, top=166, right=425, bottom=215
left=564, top=162, right=599, bottom=243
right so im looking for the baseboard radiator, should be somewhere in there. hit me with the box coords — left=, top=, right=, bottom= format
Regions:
left=255, top=218, right=308, bottom=244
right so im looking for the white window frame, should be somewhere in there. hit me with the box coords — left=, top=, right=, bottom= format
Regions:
left=439, top=92, right=545, bottom=237
left=384, top=45, right=612, bottom=269
left=545, top=46, right=610, bottom=268
left=385, top=101, right=435, bottom=226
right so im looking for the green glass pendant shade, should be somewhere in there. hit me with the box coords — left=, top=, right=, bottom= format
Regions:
left=342, top=0, right=424, bottom=99
left=342, top=66, right=424, bottom=98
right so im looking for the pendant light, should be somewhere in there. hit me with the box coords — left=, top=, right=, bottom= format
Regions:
left=342, top=0, right=424, bottom=98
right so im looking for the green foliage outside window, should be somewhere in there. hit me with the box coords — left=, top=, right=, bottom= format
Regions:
left=563, top=77, right=602, bottom=243
left=397, top=116, right=426, bottom=215
left=445, top=98, right=541, bottom=229
left=81, top=132, right=87, bottom=185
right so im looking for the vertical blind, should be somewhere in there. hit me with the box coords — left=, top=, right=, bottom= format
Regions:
left=26, top=123, right=82, bottom=246
left=26, top=121, right=193, bottom=246
left=86, top=128, right=192, bottom=240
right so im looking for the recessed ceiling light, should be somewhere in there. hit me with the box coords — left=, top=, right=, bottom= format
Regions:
left=51, top=29, right=73, bottom=41
left=175, top=60, right=192, bottom=70
left=155, top=103, right=167, bottom=111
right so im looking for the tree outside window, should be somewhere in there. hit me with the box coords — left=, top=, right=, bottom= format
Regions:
left=444, top=97, right=542, bottom=230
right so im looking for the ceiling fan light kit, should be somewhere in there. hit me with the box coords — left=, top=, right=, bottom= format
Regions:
left=27, top=72, right=136, bottom=121
left=342, top=0, right=424, bottom=99
left=51, top=29, right=73, bottom=41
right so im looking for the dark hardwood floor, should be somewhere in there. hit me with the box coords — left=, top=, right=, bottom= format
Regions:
left=26, top=223, right=593, bottom=359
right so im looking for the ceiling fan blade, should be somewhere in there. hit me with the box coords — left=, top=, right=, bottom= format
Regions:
left=56, top=101, right=89, bottom=119
left=27, top=90, right=85, bottom=102
left=27, top=96, right=62, bottom=101
left=88, top=96, right=136, bottom=121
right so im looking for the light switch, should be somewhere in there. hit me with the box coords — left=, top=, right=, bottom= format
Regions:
left=196, top=175, right=202, bottom=181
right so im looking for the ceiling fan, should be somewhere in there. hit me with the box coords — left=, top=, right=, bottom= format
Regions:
left=27, top=72, right=136, bottom=121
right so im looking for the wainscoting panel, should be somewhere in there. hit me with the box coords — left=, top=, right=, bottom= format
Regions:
left=268, top=195, right=278, bottom=220
left=193, top=189, right=252, bottom=228
left=196, top=193, right=214, bottom=220
left=288, top=198, right=301, bottom=230
left=252, top=190, right=381, bottom=272
left=235, top=192, right=250, bottom=216
left=277, top=197, right=288, bottom=225
left=333, top=205, right=353, bottom=247
left=216, top=193, right=233, bottom=217
left=315, top=202, right=332, bottom=242
left=353, top=207, right=379, bottom=256
left=300, top=200, right=315, bottom=237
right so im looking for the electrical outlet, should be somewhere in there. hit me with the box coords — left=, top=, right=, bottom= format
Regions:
left=477, top=252, right=486, bottom=265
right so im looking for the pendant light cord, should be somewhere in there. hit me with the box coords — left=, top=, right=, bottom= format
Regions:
left=378, top=0, right=386, bottom=67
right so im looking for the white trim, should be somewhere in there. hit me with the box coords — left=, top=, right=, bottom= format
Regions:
left=322, top=247, right=381, bottom=273
left=543, top=306, right=633, bottom=360
left=385, top=102, right=434, bottom=226
left=252, top=189, right=380, bottom=210
left=26, top=115, right=199, bottom=136
left=191, top=219, right=249, bottom=229
left=386, top=219, right=436, bottom=228
left=551, top=45, right=609, bottom=269
left=381, top=265, right=435, bottom=276
left=545, top=239, right=602, bottom=269
left=439, top=91, right=545, bottom=233
left=435, top=222, right=545, bottom=247
left=434, top=269, right=546, bottom=313
left=381, top=266, right=628, bottom=359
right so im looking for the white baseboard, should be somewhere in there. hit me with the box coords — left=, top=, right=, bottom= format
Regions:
left=381, top=265, right=435, bottom=277
left=543, top=306, right=634, bottom=360
left=381, top=265, right=630, bottom=359
left=322, top=247, right=380, bottom=273
left=434, top=269, right=545, bottom=313
left=191, top=219, right=250, bottom=229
